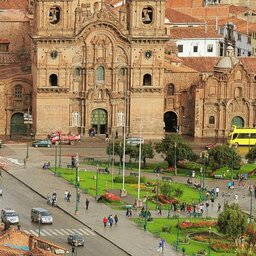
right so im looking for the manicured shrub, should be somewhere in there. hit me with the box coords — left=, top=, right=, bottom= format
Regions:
left=162, top=226, right=172, bottom=233
left=113, top=176, right=146, bottom=184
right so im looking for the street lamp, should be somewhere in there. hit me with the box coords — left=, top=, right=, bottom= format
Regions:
left=199, top=167, right=203, bottom=203
left=175, top=211, right=180, bottom=251
left=26, top=141, right=29, bottom=160
left=200, top=151, right=208, bottom=192
left=75, top=153, right=79, bottom=215
left=143, top=196, right=148, bottom=231
left=231, top=147, right=234, bottom=181
left=155, top=174, right=159, bottom=210
left=174, top=142, right=177, bottom=175
left=38, top=213, right=41, bottom=237
left=95, top=164, right=99, bottom=200
left=249, top=189, right=253, bottom=223
left=54, top=144, right=57, bottom=176
left=208, top=226, right=212, bottom=256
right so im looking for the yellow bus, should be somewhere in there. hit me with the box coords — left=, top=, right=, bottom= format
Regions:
left=227, top=125, right=256, bottom=146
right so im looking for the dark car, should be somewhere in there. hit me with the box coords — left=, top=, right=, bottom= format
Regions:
left=32, top=139, right=51, bottom=148
left=67, top=234, right=85, bottom=246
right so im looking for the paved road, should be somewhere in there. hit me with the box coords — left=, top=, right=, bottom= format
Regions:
left=1, top=140, right=255, bottom=256
left=1, top=143, right=183, bottom=256
left=0, top=170, right=128, bottom=256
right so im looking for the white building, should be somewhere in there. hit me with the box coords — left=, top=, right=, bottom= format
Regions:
left=170, top=26, right=224, bottom=57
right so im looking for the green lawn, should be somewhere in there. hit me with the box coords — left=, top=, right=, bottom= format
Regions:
left=133, top=217, right=236, bottom=256
left=51, top=168, right=200, bottom=208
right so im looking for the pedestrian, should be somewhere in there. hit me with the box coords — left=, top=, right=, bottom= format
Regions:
left=128, top=208, right=133, bottom=217
left=85, top=198, right=89, bottom=210
left=217, top=203, right=221, bottom=212
left=67, top=191, right=71, bottom=202
left=254, top=185, right=256, bottom=199
left=114, top=214, right=118, bottom=224
left=64, top=190, right=68, bottom=201
left=157, top=204, right=162, bottom=215
left=210, top=196, right=214, bottom=206
left=108, top=215, right=114, bottom=227
left=215, top=187, right=219, bottom=197
left=205, top=201, right=209, bottom=211
left=126, top=208, right=129, bottom=217
left=103, top=216, right=108, bottom=227
left=234, top=193, right=238, bottom=203
left=157, top=238, right=165, bottom=253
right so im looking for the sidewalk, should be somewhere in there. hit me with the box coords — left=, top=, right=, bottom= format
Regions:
left=2, top=145, right=182, bottom=256
left=1, top=143, right=255, bottom=256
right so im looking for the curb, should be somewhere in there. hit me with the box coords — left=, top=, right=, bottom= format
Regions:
left=4, top=169, right=132, bottom=256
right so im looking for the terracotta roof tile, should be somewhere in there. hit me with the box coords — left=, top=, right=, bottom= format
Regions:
left=229, top=5, right=250, bottom=16
left=170, top=25, right=222, bottom=39
left=0, top=53, right=20, bottom=64
left=240, top=57, right=256, bottom=73
left=181, top=57, right=220, bottom=73
left=165, top=8, right=202, bottom=24
left=0, top=0, right=28, bottom=10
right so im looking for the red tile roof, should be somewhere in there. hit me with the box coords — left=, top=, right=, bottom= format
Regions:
left=240, top=57, right=256, bottom=73
left=0, top=0, right=28, bottom=10
left=229, top=5, right=250, bottom=16
left=170, top=25, right=222, bottom=39
left=165, top=8, right=202, bottom=24
left=181, top=57, right=220, bottom=73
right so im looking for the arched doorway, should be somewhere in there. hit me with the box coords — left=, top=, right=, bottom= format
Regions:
left=10, top=113, right=27, bottom=135
left=231, top=116, right=244, bottom=128
left=91, top=108, right=108, bottom=134
left=164, top=111, right=178, bottom=132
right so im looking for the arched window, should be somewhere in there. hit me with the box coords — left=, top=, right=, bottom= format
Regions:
left=14, top=85, right=22, bottom=98
left=143, top=74, right=152, bottom=86
left=167, top=83, right=174, bottom=96
left=49, top=74, right=58, bottom=86
left=74, top=67, right=81, bottom=77
left=142, top=7, right=153, bottom=24
left=96, top=66, right=105, bottom=82
left=119, top=68, right=126, bottom=77
left=209, top=116, right=215, bottom=125
left=49, top=6, right=60, bottom=24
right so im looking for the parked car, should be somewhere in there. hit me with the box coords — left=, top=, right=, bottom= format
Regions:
left=67, top=234, right=85, bottom=246
left=48, top=132, right=81, bottom=145
left=32, top=139, right=51, bottom=148
left=1, top=208, right=19, bottom=225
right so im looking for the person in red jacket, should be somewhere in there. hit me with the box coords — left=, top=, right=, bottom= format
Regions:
left=103, top=217, right=108, bottom=227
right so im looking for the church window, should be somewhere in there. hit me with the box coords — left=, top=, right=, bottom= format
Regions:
left=49, top=74, right=58, bottom=86
left=49, top=6, right=60, bottom=24
left=143, top=74, right=152, bottom=86
left=50, top=51, right=58, bottom=59
left=142, top=7, right=153, bottom=24
left=74, top=67, right=82, bottom=76
left=71, top=112, right=81, bottom=127
left=96, top=66, right=105, bottom=82
left=14, top=85, right=22, bottom=99
left=178, top=45, right=183, bottom=53
left=209, top=116, right=215, bottom=124
left=119, top=68, right=127, bottom=79
left=167, top=83, right=174, bottom=96
left=0, top=42, right=9, bottom=53
left=207, top=44, right=213, bottom=52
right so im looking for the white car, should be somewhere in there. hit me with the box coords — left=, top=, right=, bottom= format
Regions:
left=1, top=208, right=19, bottom=225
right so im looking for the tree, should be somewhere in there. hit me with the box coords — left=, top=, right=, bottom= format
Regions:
left=245, top=223, right=256, bottom=247
left=207, top=145, right=241, bottom=170
left=155, top=134, right=197, bottom=167
left=245, top=146, right=256, bottom=163
left=217, top=203, right=247, bottom=241
left=106, top=140, right=126, bottom=165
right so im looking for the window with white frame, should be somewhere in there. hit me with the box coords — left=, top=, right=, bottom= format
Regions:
left=71, top=112, right=80, bottom=127
left=193, top=45, right=198, bottom=53
left=207, top=44, right=213, bottom=52
left=178, top=45, right=183, bottom=53
left=237, top=33, right=241, bottom=41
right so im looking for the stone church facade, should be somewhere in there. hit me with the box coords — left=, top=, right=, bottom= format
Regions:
left=1, top=0, right=256, bottom=140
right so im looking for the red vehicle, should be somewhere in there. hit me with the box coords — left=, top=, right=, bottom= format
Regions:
left=48, top=132, right=81, bottom=145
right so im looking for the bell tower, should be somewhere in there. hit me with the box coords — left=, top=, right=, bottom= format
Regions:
left=127, top=0, right=169, bottom=138
left=33, top=0, right=75, bottom=37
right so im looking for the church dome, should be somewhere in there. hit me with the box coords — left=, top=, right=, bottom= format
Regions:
left=216, top=46, right=239, bottom=69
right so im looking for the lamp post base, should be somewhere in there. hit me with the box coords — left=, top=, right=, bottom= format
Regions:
left=120, top=189, right=127, bottom=197
left=135, top=199, right=143, bottom=208
left=75, top=210, right=79, bottom=215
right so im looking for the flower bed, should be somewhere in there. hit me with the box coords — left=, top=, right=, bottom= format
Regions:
left=101, top=192, right=121, bottom=202
left=179, top=220, right=217, bottom=230
left=158, top=194, right=177, bottom=204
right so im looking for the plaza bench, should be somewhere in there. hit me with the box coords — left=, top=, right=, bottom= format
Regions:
left=98, top=168, right=110, bottom=174
left=214, top=174, right=223, bottom=179
left=130, top=172, right=139, bottom=177
left=162, top=176, right=173, bottom=182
